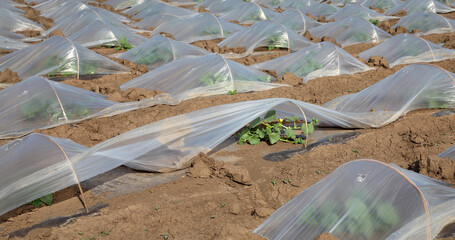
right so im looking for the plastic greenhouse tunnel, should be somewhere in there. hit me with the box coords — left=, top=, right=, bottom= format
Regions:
left=361, top=0, right=401, bottom=11
left=120, top=53, right=285, bottom=101
left=122, top=0, right=168, bottom=15
left=218, top=20, right=313, bottom=57
left=272, top=9, right=322, bottom=35
left=0, top=0, right=25, bottom=14
left=328, top=0, right=366, bottom=6
left=0, top=8, right=43, bottom=32
left=0, top=35, right=30, bottom=51
left=326, top=3, right=397, bottom=21
left=385, top=0, right=454, bottom=15
left=439, top=144, right=455, bottom=160
left=105, top=0, right=145, bottom=10
left=133, top=14, right=183, bottom=30
left=359, top=33, right=455, bottom=67
left=117, top=35, right=210, bottom=70
left=215, top=1, right=278, bottom=25
left=0, top=36, right=130, bottom=79
left=131, top=2, right=195, bottom=20
left=391, top=12, right=455, bottom=35
left=196, top=0, right=243, bottom=13
left=252, top=42, right=373, bottom=83
left=274, top=0, right=318, bottom=12
left=309, top=16, right=392, bottom=47
left=301, top=3, right=339, bottom=18
left=0, top=76, right=116, bottom=138
left=41, top=8, right=138, bottom=38
left=254, top=159, right=455, bottom=240
left=150, top=13, right=245, bottom=43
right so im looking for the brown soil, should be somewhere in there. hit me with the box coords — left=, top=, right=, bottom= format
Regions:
left=314, top=233, right=339, bottom=240
left=19, top=6, right=54, bottom=30
left=191, top=38, right=246, bottom=54
left=15, top=30, right=41, bottom=38
left=367, top=56, right=390, bottom=69
left=0, top=69, right=22, bottom=84
left=230, top=20, right=252, bottom=27
left=231, top=51, right=289, bottom=65
left=377, top=18, right=400, bottom=34
left=421, top=33, right=455, bottom=49
left=343, top=42, right=378, bottom=57
left=48, top=29, right=64, bottom=37
left=2, top=9, right=455, bottom=240
left=369, top=6, right=385, bottom=14
left=197, top=6, right=209, bottom=13
left=392, top=10, right=407, bottom=17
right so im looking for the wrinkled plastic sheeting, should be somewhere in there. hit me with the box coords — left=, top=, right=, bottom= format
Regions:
left=327, top=3, right=397, bottom=21
left=217, top=1, right=278, bottom=25
left=150, top=13, right=244, bottom=43
left=196, top=0, right=243, bottom=13
left=359, top=34, right=455, bottom=67
left=276, top=0, right=318, bottom=11
left=69, top=19, right=147, bottom=48
left=0, top=133, right=128, bottom=217
left=361, top=0, right=401, bottom=10
left=132, top=2, right=195, bottom=19
left=122, top=0, right=163, bottom=15
left=118, top=35, right=209, bottom=69
left=0, top=77, right=116, bottom=138
left=0, top=0, right=25, bottom=14
left=309, top=16, right=392, bottom=47
left=219, top=21, right=313, bottom=57
left=329, top=0, right=365, bottom=6
left=36, top=0, right=130, bottom=23
left=392, top=12, right=455, bottom=35
left=120, top=54, right=284, bottom=100
left=252, top=42, right=373, bottom=83
left=1, top=0, right=26, bottom=7
left=302, top=3, right=339, bottom=18
left=439, top=145, right=455, bottom=160
left=105, top=0, right=145, bottom=10
left=0, top=36, right=30, bottom=51
left=42, top=8, right=137, bottom=38
left=0, top=8, right=43, bottom=32
left=385, top=0, right=454, bottom=14
left=254, top=159, right=455, bottom=240
left=323, top=64, right=455, bottom=122
left=0, top=36, right=130, bottom=79
left=134, top=14, right=183, bottom=30
left=272, top=9, right=322, bottom=34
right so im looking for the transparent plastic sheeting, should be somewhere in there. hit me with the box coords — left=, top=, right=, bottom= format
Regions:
left=0, top=36, right=30, bottom=51
left=327, top=3, right=397, bottom=21
left=0, top=8, right=43, bottom=32
left=196, top=0, right=243, bottom=13
left=215, top=1, right=278, bottom=25
left=0, top=76, right=180, bottom=138
left=69, top=18, right=147, bottom=48
left=0, top=1, right=25, bottom=14
left=36, top=0, right=130, bottom=23
left=328, top=0, right=366, bottom=6
left=117, top=35, right=209, bottom=69
left=275, top=0, right=318, bottom=11
left=301, top=3, right=339, bottom=18
left=122, top=0, right=164, bottom=15
left=252, top=42, right=373, bottom=83
left=134, top=14, right=183, bottom=30
left=385, top=0, right=454, bottom=14
left=392, top=12, right=455, bottom=35
left=254, top=159, right=455, bottom=240
left=120, top=54, right=285, bottom=100
left=218, top=20, right=313, bottom=57
left=309, top=16, right=392, bottom=47
left=361, top=0, right=401, bottom=10
left=359, top=34, right=455, bottom=67
left=0, top=133, right=130, bottom=217
left=438, top=145, right=455, bottom=160
left=272, top=9, right=322, bottom=34
left=0, top=36, right=130, bottom=79
left=131, top=2, right=195, bottom=19
left=42, top=8, right=139, bottom=38
left=150, top=13, right=244, bottom=43
left=1, top=0, right=26, bottom=7
left=105, top=0, right=145, bottom=10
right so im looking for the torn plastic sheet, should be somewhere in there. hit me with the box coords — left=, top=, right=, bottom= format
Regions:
left=218, top=20, right=313, bottom=57
left=0, top=36, right=130, bottom=79
left=254, top=159, right=455, bottom=240
left=252, top=42, right=373, bottom=82
left=309, top=16, right=392, bottom=47
left=359, top=33, right=455, bottom=67
left=120, top=53, right=284, bottom=100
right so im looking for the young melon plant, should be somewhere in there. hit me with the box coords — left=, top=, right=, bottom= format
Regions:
left=237, top=110, right=319, bottom=145
left=115, top=36, right=133, bottom=50
left=30, top=193, right=53, bottom=207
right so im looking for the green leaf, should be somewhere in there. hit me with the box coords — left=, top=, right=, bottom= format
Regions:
left=301, top=122, right=314, bottom=135
left=256, top=128, right=265, bottom=138
left=285, top=127, right=296, bottom=139
left=40, top=193, right=53, bottom=206
left=286, top=116, right=299, bottom=122
left=263, top=110, right=277, bottom=123
left=248, top=134, right=260, bottom=145
left=268, top=132, right=280, bottom=144
left=250, top=117, right=262, bottom=128
left=375, top=202, right=400, bottom=226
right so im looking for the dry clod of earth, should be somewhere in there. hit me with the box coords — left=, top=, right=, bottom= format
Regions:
left=393, top=10, right=407, bottom=17
left=389, top=26, right=409, bottom=35
left=368, top=56, right=390, bottom=69
left=191, top=39, right=246, bottom=54
left=278, top=72, right=303, bottom=86
left=0, top=69, right=21, bottom=84
left=198, top=6, right=209, bottom=13
left=159, top=32, right=175, bottom=40
left=369, top=6, right=385, bottom=14
left=49, top=29, right=64, bottom=37
left=314, top=232, right=339, bottom=240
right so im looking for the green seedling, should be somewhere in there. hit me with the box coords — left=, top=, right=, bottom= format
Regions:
left=155, top=206, right=160, bottom=210
left=30, top=193, right=53, bottom=207
left=285, top=51, right=323, bottom=77
left=160, top=233, right=169, bottom=239
left=227, top=89, right=237, bottom=95
left=352, top=149, right=359, bottom=154
left=114, top=36, right=133, bottom=50
left=369, top=19, right=379, bottom=26
left=272, top=179, right=277, bottom=186
left=221, top=202, right=227, bottom=208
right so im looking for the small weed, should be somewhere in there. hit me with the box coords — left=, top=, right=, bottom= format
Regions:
left=211, top=215, right=216, bottom=219
left=328, top=136, right=333, bottom=141
left=78, top=232, right=84, bottom=236
left=155, top=206, right=160, bottom=210
left=369, top=19, right=379, bottom=26
left=227, top=89, right=237, bottom=95
left=348, top=89, right=353, bottom=92
left=316, top=170, right=322, bottom=175
left=283, top=179, right=288, bottom=184
left=357, top=88, right=363, bottom=91
left=144, top=228, right=148, bottom=232
left=30, top=193, right=53, bottom=207
left=114, top=36, right=133, bottom=50
left=100, top=230, right=112, bottom=237
left=160, top=233, right=169, bottom=239
left=442, top=133, right=447, bottom=135
left=220, top=202, right=227, bottom=208
left=351, top=149, right=359, bottom=154
left=271, top=179, right=277, bottom=186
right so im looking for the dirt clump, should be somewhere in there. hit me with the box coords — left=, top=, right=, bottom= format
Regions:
left=16, top=30, right=41, bottom=38
left=230, top=20, right=253, bottom=27
left=49, top=29, right=64, bottom=37
left=314, top=233, right=339, bottom=240
left=0, top=69, right=22, bottom=84
left=118, top=59, right=148, bottom=75
left=21, top=7, right=54, bottom=29
left=118, top=88, right=163, bottom=102
left=368, top=56, right=390, bottom=69
left=369, top=6, right=385, bottom=14
left=389, top=25, right=408, bottom=35
left=274, top=6, right=285, bottom=13
left=377, top=19, right=400, bottom=34
left=302, top=32, right=341, bottom=47
left=392, top=10, right=407, bottom=17
left=321, top=36, right=341, bottom=47
left=159, top=32, right=175, bottom=40
left=277, top=72, right=303, bottom=86
left=191, top=39, right=246, bottom=54
left=198, top=6, right=209, bottom=13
